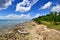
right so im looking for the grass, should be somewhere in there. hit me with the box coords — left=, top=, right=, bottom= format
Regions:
left=40, top=21, right=60, bottom=30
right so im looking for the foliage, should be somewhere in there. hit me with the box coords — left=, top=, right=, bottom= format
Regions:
left=33, top=18, right=41, bottom=24
left=33, top=12, right=60, bottom=25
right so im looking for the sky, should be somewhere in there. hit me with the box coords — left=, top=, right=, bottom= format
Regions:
left=0, top=0, right=60, bottom=19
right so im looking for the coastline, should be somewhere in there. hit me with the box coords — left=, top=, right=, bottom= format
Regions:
left=0, top=21, right=60, bottom=40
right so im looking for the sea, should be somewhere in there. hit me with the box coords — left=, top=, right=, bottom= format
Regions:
left=0, top=19, right=30, bottom=30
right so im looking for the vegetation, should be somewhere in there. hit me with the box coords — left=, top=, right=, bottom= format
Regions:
left=33, top=12, right=60, bottom=30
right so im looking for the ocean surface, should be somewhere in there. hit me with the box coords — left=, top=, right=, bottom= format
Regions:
left=0, top=19, right=30, bottom=30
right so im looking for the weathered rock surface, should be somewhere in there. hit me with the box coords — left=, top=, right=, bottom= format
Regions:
left=0, top=22, right=60, bottom=40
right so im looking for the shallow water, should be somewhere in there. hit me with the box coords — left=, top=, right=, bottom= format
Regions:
left=0, top=19, right=30, bottom=30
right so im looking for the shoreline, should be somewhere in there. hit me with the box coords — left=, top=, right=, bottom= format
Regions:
left=0, top=21, right=31, bottom=31
left=0, top=21, right=60, bottom=40
left=0, top=21, right=32, bottom=33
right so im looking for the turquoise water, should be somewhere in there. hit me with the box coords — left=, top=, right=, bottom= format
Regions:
left=0, top=19, right=30, bottom=30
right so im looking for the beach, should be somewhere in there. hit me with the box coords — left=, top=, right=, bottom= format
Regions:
left=0, top=21, right=60, bottom=40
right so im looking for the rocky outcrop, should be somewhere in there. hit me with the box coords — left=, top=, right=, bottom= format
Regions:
left=0, top=22, right=60, bottom=40
left=27, top=25, right=60, bottom=40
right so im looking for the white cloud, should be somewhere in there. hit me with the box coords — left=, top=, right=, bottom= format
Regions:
left=34, top=13, right=40, bottom=18
left=15, top=0, right=38, bottom=12
left=0, top=14, right=31, bottom=19
left=40, top=1, right=52, bottom=10
left=51, top=5, right=60, bottom=12
left=20, top=13, right=31, bottom=19
left=0, top=0, right=14, bottom=10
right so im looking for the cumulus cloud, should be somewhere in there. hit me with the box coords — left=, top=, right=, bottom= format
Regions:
left=34, top=13, right=40, bottom=18
left=40, top=1, right=52, bottom=10
left=0, top=14, right=31, bottom=19
left=51, top=5, right=60, bottom=12
left=0, top=0, right=14, bottom=10
left=15, top=0, right=38, bottom=12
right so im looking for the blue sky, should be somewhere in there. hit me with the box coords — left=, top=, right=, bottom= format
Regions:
left=0, top=0, right=60, bottom=19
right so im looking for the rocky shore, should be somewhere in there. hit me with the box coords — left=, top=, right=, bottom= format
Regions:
left=0, top=21, right=60, bottom=40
